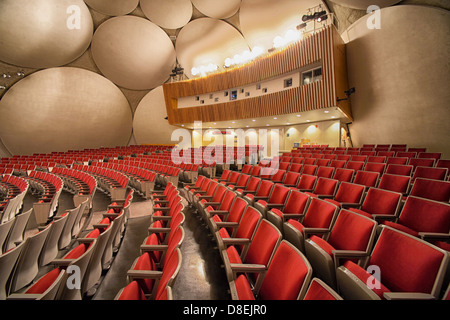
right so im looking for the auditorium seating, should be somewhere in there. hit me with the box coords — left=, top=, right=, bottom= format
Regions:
left=304, top=209, right=378, bottom=288
left=282, top=197, right=339, bottom=253
left=336, top=225, right=449, bottom=300
left=1, top=143, right=448, bottom=301
left=229, top=240, right=312, bottom=300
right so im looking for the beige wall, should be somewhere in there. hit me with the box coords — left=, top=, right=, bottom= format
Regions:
left=343, top=5, right=450, bottom=158
left=184, top=119, right=341, bottom=157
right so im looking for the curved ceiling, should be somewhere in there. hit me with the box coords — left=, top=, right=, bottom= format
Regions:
left=84, top=0, right=139, bottom=16
left=91, top=15, right=176, bottom=90
left=0, top=67, right=132, bottom=155
left=0, top=0, right=93, bottom=69
left=140, top=0, right=193, bottom=29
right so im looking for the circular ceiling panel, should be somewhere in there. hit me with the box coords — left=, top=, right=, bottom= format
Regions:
left=329, top=0, right=401, bottom=10
left=91, top=16, right=176, bottom=90
left=191, top=0, right=241, bottom=19
left=240, top=0, right=322, bottom=50
left=84, top=0, right=139, bottom=16
left=176, top=18, right=249, bottom=78
left=133, top=86, right=179, bottom=145
left=140, top=0, right=193, bottom=30
left=0, top=67, right=132, bottom=155
left=0, top=0, right=93, bottom=69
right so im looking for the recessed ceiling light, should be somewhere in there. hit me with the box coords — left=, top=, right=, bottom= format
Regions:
left=306, top=120, right=310, bottom=122
left=266, top=124, right=270, bottom=126
left=181, top=124, right=184, bottom=127
left=296, top=115, right=301, bottom=117
left=213, top=123, right=216, bottom=125
left=232, top=121, right=235, bottom=123
left=286, top=122, right=290, bottom=125
left=331, top=116, right=336, bottom=119
left=273, top=117, right=277, bottom=119
left=324, top=110, right=329, bottom=113
left=252, top=119, right=256, bottom=122
left=246, top=125, right=249, bottom=127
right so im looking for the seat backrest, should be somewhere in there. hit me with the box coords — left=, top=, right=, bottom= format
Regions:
left=297, top=174, right=317, bottom=191
left=235, top=207, right=262, bottom=241
left=227, top=197, right=248, bottom=223
left=244, top=219, right=282, bottom=268
left=211, top=184, right=227, bottom=203
left=289, top=163, right=303, bottom=173
left=409, top=178, right=450, bottom=202
left=0, top=241, right=25, bottom=300
left=218, top=190, right=236, bottom=211
left=302, top=164, right=318, bottom=175
left=132, top=252, right=157, bottom=294
left=385, top=163, right=414, bottom=176
left=316, top=166, right=335, bottom=178
left=328, top=209, right=377, bottom=252
left=312, top=177, right=339, bottom=197
left=267, top=184, right=290, bottom=204
left=4, top=208, right=32, bottom=252
left=235, top=173, right=250, bottom=187
left=332, top=168, right=354, bottom=182
left=370, top=226, right=448, bottom=298
left=412, top=166, right=447, bottom=182
left=245, top=176, right=261, bottom=192
left=378, top=173, right=411, bottom=194
left=283, top=190, right=310, bottom=214
left=9, top=224, right=52, bottom=293
left=353, top=170, right=379, bottom=188
left=255, top=180, right=273, bottom=197
left=408, top=158, right=435, bottom=169
left=302, top=197, right=339, bottom=229
left=227, top=171, right=240, bottom=184
left=346, top=161, right=365, bottom=171
left=333, top=182, right=365, bottom=204
left=259, top=240, right=312, bottom=300
left=283, top=171, right=300, bottom=186
left=155, top=248, right=182, bottom=300
left=398, top=196, right=450, bottom=234
left=360, top=188, right=402, bottom=216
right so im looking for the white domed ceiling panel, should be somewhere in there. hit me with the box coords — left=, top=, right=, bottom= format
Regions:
left=140, top=0, right=193, bottom=30
left=239, top=0, right=323, bottom=50
left=329, top=0, right=401, bottom=10
left=0, top=67, right=133, bottom=155
left=91, top=16, right=176, bottom=90
left=133, top=86, right=179, bottom=145
left=0, top=0, right=93, bottom=69
left=84, top=0, right=139, bottom=16
left=176, top=18, right=249, bottom=78
left=191, top=0, right=241, bottom=19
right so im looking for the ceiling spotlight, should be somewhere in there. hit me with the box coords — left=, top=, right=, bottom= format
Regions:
left=16, top=71, right=25, bottom=77
left=0, top=85, right=6, bottom=90
left=2, top=74, right=11, bottom=79
left=302, top=10, right=327, bottom=23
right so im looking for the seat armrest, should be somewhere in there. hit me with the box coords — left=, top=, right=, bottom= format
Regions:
left=418, top=232, right=450, bottom=242
left=383, top=292, right=436, bottom=300
left=333, top=250, right=368, bottom=267
left=221, top=238, right=251, bottom=246
left=127, top=270, right=163, bottom=280
left=7, top=294, right=42, bottom=300
left=140, top=244, right=168, bottom=252
left=302, top=227, right=330, bottom=238
left=229, top=263, right=267, bottom=274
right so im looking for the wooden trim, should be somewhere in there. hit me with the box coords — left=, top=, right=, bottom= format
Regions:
left=164, top=26, right=352, bottom=125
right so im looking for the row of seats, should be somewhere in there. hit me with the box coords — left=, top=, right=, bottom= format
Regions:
left=71, top=164, right=129, bottom=202
left=182, top=173, right=449, bottom=299
left=0, top=187, right=133, bottom=300
left=0, top=175, right=29, bottom=223
left=115, top=183, right=183, bottom=300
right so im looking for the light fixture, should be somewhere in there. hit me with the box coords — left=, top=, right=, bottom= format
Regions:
left=273, top=117, right=277, bottom=120
left=16, top=71, right=25, bottom=77
left=252, top=119, right=256, bottom=122
left=296, top=114, right=301, bottom=117
left=0, top=85, right=6, bottom=90
left=2, top=74, right=11, bottom=79
left=224, top=46, right=264, bottom=69
left=324, top=110, right=329, bottom=113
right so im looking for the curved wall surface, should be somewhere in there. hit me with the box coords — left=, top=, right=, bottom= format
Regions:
left=343, top=5, right=450, bottom=157
left=0, top=67, right=133, bottom=155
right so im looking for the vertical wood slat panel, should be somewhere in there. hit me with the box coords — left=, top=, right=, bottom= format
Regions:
left=164, top=26, right=344, bottom=125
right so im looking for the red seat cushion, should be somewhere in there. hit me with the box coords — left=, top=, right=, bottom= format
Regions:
left=25, top=268, right=61, bottom=294
left=64, top=244, right=87, bottom=260
left=234, top=274, right=255, bottom=300
left=303, top=279, right=338, bottom=300
left=133, top=253, right=156, bottom=294
left=118, top=281, right=146, bottom=300
left=259, top=242, right=309, bottom=300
